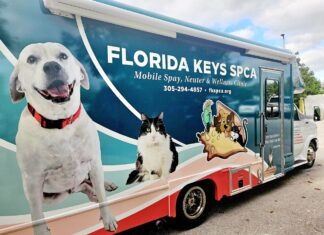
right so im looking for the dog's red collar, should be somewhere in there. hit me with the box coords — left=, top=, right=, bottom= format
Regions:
left=27, top=103, right=82, bottom=129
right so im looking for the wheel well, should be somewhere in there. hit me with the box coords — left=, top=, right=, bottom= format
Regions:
left=310, top=138, right=318, bottom=151
left=181, top=179, right=216, bottom=201
left=171, top=179, right=216, bottom=228
left=199, top=179, right=215, bottom=196
left=170, top=179, right=216, bottom=218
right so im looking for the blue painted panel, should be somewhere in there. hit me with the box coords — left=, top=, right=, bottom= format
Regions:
left=0, top=0, right=295, bottom=218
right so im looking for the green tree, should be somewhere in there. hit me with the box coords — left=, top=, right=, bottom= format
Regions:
left=294, top=57, right=321, bottom=105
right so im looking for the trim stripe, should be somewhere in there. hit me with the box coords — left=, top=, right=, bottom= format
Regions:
left=102, top=163, right=134, bottom=172
left=74, top=224, right=102, bottom=235
left=76, top=15, right=140, bottom=120
left=0, top=139, right=16, bottom=152
left=75, top=15, right=185, bottom=147
left=101, top=143, right=204, bottom=172
left=0, top=40, right=17, bottom=65
left=95, top=123, right=137, bottom=146
left=0, top=153, right=260, bottom=231
left=76, top=161, right=256, bottom=234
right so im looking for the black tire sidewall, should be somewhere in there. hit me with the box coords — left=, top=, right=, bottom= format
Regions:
left=305, top=142, right=316, bottom=168
left=174, top=184, right=211, bottom=229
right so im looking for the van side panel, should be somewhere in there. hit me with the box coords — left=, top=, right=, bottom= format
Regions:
left=0, top=0, right=294, bottom=234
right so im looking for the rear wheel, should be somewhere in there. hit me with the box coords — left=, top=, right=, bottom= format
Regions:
left=174, top=184, right=211, bottom=229
left=304, top=142, right=316, bottom=168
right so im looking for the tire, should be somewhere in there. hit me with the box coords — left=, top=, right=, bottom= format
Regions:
left=174, top=184, right=211, bottom=229
left=304, top=142, right=316, bottom=168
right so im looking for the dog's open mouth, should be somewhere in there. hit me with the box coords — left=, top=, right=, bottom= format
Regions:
left=35, top=80, right=76, bottom=103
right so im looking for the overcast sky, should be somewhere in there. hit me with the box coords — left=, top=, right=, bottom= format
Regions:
left=117, top=0, right=324, bottom=82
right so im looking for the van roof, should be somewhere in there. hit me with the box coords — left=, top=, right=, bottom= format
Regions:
left=96, top=0, right=290, bottom=54
left=44, top=0, right=295, bottom=62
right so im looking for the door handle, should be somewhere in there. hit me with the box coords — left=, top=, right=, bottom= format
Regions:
left=260, top=112, right=266, bottom=147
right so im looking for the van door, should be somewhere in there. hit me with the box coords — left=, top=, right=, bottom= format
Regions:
left=260, top=68, right=284, bottom=181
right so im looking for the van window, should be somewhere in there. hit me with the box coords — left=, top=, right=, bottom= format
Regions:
left=294, top=105, right=305, bottom=121
left=265, top=79, right=280, bottom=118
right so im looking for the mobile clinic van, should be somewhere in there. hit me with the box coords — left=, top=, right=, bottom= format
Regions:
left=0, top=0, right=318, bottom=234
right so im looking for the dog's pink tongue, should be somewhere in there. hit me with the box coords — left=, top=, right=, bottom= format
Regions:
left=47, top=85, right=69, bottom=98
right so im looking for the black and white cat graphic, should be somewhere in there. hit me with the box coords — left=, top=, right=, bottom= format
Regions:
left=126, top=112, right=178, bottom=184
left=230, top=119, right=248, bottom=147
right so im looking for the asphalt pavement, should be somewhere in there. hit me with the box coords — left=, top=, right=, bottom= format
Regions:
left=121, top=121, right=324, bottom=235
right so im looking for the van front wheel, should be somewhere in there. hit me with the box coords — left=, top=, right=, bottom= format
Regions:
left=175, top=184, right=210, bottom=229
left=304, top=142, right=316, bottom=168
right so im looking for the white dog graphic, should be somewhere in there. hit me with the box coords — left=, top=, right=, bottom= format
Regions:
left=10, top=42, right=117, bottom=235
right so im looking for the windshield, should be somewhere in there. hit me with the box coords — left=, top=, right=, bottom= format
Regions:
left=294, top=104, right=305, bottom=121
left=292, top=59, right=305, bottom=94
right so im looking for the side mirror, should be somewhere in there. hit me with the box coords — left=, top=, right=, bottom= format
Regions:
left=313, top=106, right=320, bottom=121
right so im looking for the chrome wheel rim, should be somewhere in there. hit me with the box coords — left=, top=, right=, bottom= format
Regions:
left=182, top=186, right=206, bottom=219
left=307, top=146, right=316, bottom=164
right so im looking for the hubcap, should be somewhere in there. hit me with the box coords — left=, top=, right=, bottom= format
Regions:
left=307, top=146, right=315, bottom=163
left=182, top=186, right=207, bottom=219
